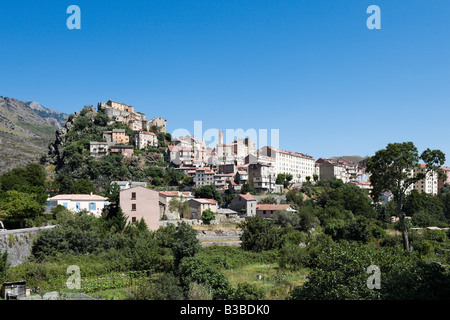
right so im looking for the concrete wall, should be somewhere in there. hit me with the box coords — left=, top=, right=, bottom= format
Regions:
left=0, top=226, right=56, bottom=267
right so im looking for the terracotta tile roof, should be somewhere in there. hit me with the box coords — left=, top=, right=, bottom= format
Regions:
left=267, top=147, right=314, bottom=160
left=240, top=194, right=256, bottom=201
left=159, top=191, right=193, bottom=197
left=191, top=198, right=217, bottom=204
left=49, top=194, right=108, bottom=201
left=256, top=204, right=292, bottom=211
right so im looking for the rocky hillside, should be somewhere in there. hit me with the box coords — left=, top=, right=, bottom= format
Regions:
left=0, top=96, right=69, bottom=174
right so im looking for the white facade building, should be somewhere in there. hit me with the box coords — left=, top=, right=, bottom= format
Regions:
left=258, top=146, right=315, bottom=183
left=46, top=194, right=109, bottom=217
left=135, top=131, right=158, bottom=150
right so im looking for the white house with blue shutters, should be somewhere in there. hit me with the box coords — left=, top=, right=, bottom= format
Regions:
left=45, top=193, right=109, bottom=217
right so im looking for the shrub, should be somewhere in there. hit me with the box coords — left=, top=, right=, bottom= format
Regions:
left=201, top=209, right=216, bottom=225
left=232, top=282, right=265, bottom=300
left=178, top=257, right=234, bottom=300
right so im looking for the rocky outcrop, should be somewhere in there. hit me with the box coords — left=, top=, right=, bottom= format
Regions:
left=0, top=96, right=69, bottom=174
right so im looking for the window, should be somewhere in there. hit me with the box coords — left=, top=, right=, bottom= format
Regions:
left=132, top=217, right=136, bottom=223
left=76, top=203, right=81, bottom=211
left=131, top=192, right=136, bottom=200
left=89, top=202, right=96, bottom=211
left=132, top=204, right=136, bottom=211
left=63, top=202, right=68, bottom=208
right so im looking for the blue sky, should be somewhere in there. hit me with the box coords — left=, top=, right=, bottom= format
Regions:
left=1, top=0, right=449, bottom=163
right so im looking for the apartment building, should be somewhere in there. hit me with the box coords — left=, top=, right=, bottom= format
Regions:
left=413, top=164, right=439, bottom=195
left=258, top=146, right=315, bottom=183
left=248, top=162, right=276, bottom=193
left=135, top=131, right=158, bottom=150
left=193, top=167, right=216, bottom=187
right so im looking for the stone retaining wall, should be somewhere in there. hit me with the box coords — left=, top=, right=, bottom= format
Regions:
left=0, top=226, right=56, bottom=267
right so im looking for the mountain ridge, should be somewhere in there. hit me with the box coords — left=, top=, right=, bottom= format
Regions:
left=0, top=96, right=69, bottom=174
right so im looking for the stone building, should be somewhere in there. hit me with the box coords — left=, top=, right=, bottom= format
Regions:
left=229, top=193, right=257, bottom=216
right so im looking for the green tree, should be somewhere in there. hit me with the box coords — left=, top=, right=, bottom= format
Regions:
left=0, top=163, right=46, bottom=191
left=0, top=251, right=8, bottom=283
left=102, top=182, right=128, bottom=233
left=366, top=142, right=446, bottom=250
left=271, top=210, right=299, bottom=228
left=0, top=190, right=43, bottom=228
left=72, top=179, right=96, bottom=194
left=172, top=222, right=201, bottom=268
left=286, top=189, right=304, bottom=208
left=258, top=196, right=278, bottom=205
left=194, top=184, right=221, bottom=203
left=276, top=173, right=293, bottom=188
left=240, top=182, right=256, bottom=194
left=201, top=209, right=216, bottom=225
left=279, top=244, right=309, bottom=271
left=151, top=273, right=185, bottom=300
left=155, top=224, right=177, bottom=249
left=178, top=257, right=233, bottom=300
left=168, top=197, right=191, bottom=219
left=239, top=216, right=283, bottom=252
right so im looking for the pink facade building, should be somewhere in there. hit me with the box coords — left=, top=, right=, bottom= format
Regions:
left=119, top=186, right=160, bottom=231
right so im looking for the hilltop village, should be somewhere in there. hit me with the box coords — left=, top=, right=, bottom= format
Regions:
left=42, top=99, right=450, bottom=231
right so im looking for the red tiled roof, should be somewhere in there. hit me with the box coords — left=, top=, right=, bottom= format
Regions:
left=191, top=198, right=217, bottom=204
left=240, top=194, right=256, bottom=201
left=267, top=147, right=314, bottom=160
left=256, top=204, right=292, bottom=211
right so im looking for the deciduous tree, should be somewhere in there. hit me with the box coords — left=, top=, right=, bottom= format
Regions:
left=366, top=142, right=446, bottom=250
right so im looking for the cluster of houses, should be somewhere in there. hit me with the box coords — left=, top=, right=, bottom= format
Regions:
left=45, top=182, right=298, bottom=231
left=90, top=100, right=166, bottom=159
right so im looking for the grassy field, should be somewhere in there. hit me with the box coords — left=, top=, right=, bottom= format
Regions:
left=222, top=263, right=308, bottom=300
